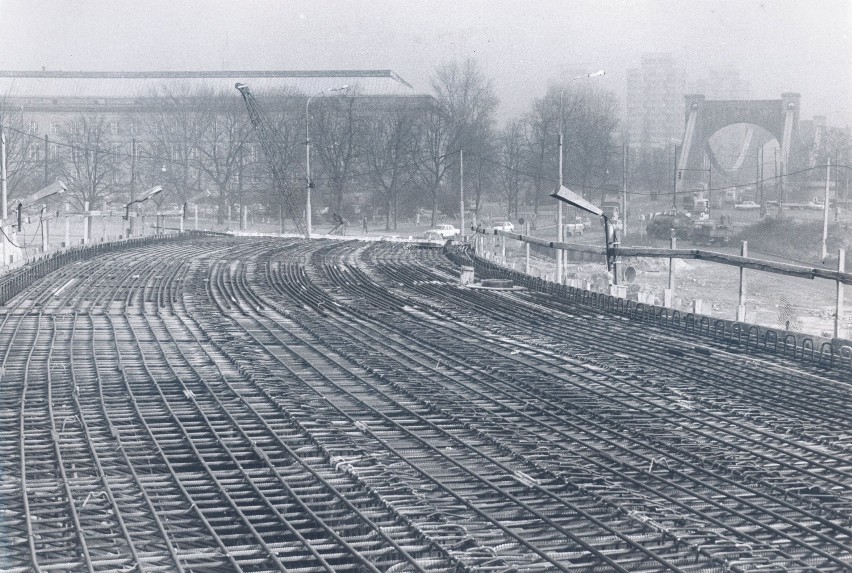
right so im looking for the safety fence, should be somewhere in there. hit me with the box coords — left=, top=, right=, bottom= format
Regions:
left=0, top=230, right=224, bottom=307
left=446, top=246, right=852, bottom=372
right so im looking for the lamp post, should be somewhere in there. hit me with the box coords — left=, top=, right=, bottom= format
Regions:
left=184, top=188, right=210, bottom=231
left=550, top=184, right=620, bottom=284
left=306, top=85, right=348, bottom=239
left=557, top=69, right=604, bottom=283
left=124, top=185, right=163, bottom=223
left=14, top=180, right=66, bottom=245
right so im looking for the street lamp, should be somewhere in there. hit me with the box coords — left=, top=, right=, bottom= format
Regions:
left=551, top=183, right=620, bottom=283
left=306, top=85, right=349, bottom=239
left=124, top=185, right=162, bottom=221
left=184, top=188, right=211, bottom=231
left=14, top=179, right=67, bottom=233
left=556, top=69, right=605, bottom=283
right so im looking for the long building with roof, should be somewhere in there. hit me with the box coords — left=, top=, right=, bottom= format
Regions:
left=0, top=69, right=429, bottom=138
left=0, top=70, right=433, bottom=221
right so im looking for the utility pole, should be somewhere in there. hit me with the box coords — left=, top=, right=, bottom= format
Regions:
left=44, top=134, right=49, bottom=185
left=622, top=143, right=628, bottom=237
left=707, top=163, right=712, bottom=218
left=834, top=154, right=840, bottom=222
left=758, top=146, right=764, bottom=218
left=672, top=144, right=679, bottom=209
left=1, top=127, right=7, bottom=265
left=822, top=158, right=831, bottom=261
left=459, top=148, right=465, bottom=242
left=836, top=249, right=846, bottom=339
left=557, top=132, right=564, bottom=284
left=129, top=138, right=136, bottom=237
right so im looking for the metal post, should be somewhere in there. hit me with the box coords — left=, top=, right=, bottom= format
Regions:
left=64, top=201, right=69, bottom=247
left=672, top=144, right=679, bottom=209
left=82, top=201, right=90, bottom=245
left=459, top=148, right=464, bottom=242
left=240, top=205, right=247, bottom=231
left=708, top=164, right=712, bottom=218
left=44, top=134, right=49, bottom=185
left=1, top=127, right=6, bottom=265
left=758, top=146, right=765, bottom=218
left=622, top=143, right=628, bottom=237
left=305, top=97, right=313, bottom=240
left=40, top=205, right=47, bottom=253
left=834, top=154, right=840, bottom=222
left=556, top=133, right=563, bottom=284
left=737, top=240, right=747, bottom=322
left=822, top=158, right=831, bottom=260
left=500, top=233, right=506, bottom=264
left=129, top=138, right=136, bottom=236
left=194, top=204, right=199, bottom=231
left=836, top=249, right=845, bottom=339
left=180, top=210, right=185, bottom=233
left=525, top=221, right=530, bottom=275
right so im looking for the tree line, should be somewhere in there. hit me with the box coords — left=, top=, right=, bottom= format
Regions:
left=1, top=59, right=625, bottom=231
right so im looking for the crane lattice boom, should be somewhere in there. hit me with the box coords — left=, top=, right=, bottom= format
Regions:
left=235, top=83, right=305, bottom=234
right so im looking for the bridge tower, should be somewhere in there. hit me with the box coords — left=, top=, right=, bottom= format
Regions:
left=677, top=93, right=801, bottom=195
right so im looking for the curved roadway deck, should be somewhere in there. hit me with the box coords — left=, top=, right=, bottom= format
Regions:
left=0, top=236, right=849, bottom=572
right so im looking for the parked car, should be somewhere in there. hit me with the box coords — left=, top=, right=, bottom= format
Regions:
left=492, top=221, right=514, bottom=232
left=734, top=200, right=760, bottom=210
left=424, top=224, right=459, bottom=240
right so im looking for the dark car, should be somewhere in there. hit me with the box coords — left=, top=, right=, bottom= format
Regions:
left=646, top=212, right=694, bottom=239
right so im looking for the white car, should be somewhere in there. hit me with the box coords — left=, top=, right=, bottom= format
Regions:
left=424, top=224, right=460, bottom=240
left=734, top=201, right=760, bottom=210
left=492, top=221, right=514, bottom=232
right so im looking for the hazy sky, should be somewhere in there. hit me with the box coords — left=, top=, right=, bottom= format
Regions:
left=1, top=0, right=849, bottom=124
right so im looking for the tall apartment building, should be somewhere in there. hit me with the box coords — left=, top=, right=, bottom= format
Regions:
left=624, top=53, right=686, bottom=148
left=688, top=68, right=751, bottom=100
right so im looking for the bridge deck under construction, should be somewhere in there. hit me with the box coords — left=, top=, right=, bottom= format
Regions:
left=0, top=235, right=849, bottom=572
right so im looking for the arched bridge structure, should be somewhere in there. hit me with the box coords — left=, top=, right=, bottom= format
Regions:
left=677, top=93, right=802, bottom=192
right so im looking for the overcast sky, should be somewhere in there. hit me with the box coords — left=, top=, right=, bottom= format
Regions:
left=1, top=0, right=849, bottom=124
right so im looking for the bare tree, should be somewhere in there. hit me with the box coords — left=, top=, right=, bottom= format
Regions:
left=311, top=93, right=361, bottom=219
left=194, top=91, right=253, bottom=223
left=519, top=84, right=620, bottom=213
left=57, top=114, right=124, bottom=211
left=562, top=87, right=620, bottom=201
left=498, top=120, right=527, bottom=219
left=431, top=58, right=499, bottom=218
left=414, top=103, right=454, bottom=226
left=137, top=84, right=207, bottom=206
left=362, top=104, right=418, bottom=230
left=522, top=94, right=558, bottom=218
left=0, top=103, right=40, bottom=199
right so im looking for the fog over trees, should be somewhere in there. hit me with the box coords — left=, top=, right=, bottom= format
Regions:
left=0, top=57, right=630, bottom=230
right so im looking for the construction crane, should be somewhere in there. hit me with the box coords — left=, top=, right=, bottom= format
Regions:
left=235, top=83, right=305, bottom=234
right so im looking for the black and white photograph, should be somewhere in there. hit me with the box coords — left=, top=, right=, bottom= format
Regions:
left=0, top=0, right=849, bottom=570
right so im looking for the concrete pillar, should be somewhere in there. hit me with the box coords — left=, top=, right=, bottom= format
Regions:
left=692, top=299, right=704, bottom=314
left=500, top=234, right=506, bottom=265
left=194, top=204, right=199, bottom=231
